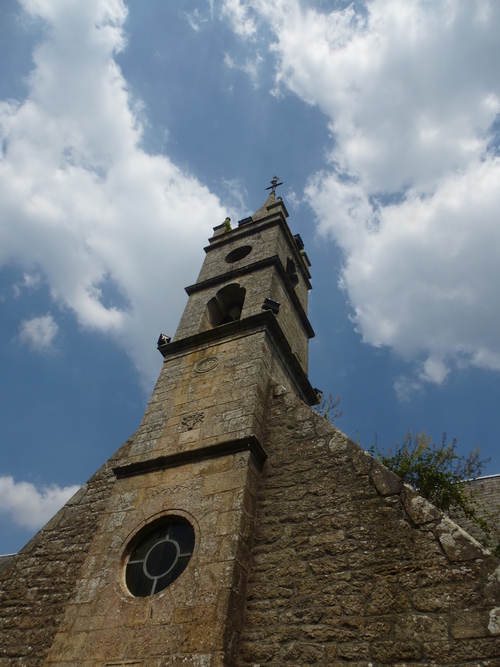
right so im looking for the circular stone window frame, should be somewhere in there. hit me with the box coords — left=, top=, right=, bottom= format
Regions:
left=224, top=245, right=252, bottom=263
left=122, top=512, right=198, bottom=599
left=194, top=356, right=220, bottom=374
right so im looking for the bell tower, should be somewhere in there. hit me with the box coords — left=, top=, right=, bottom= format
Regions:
left=0, top=186, right=316, bottom=667
left=3, top=183, right=500, bottom=667
left=123, top=187, right=316, bottom=474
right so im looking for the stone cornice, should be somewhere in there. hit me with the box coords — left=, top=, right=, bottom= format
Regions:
left=158, top=310, right=318, bottom=405
left=112, top=435, right=267, bottom=479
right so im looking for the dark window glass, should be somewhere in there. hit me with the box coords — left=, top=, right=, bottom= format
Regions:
left=126, top=518, right=195, bottom=597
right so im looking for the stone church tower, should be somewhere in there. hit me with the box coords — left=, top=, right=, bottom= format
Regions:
left=1, top=188, right=500, bottom=667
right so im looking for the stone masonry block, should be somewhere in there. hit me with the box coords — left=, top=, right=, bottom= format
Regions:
left=435, top=516, right=487, bottom=561
left=489, top=607, right=500, bottom=635
left=351, top=448, right=374, bottom=475
left=450, top=610, right=489, bottom=639
left=202, top=468, right=248, bottom=497
left=402, top=484, right=442, bottom=524
left=370, top=461, right=402, bottom=496
left=394, top=613, right=448, bottom=641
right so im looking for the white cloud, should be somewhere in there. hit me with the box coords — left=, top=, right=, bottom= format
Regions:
left=224, top=52, right=263, bottom=88
left=306, top=158, right=500, bottom=380
left=220, top=0, right=257, bottom=37
left=12, top=273, right=41, bottom=297
left=393, top=375, right=423, bottom=403
left=18, top=313, right=59, bottom=351
left=0, top=476, right=80, bottom=531
left=0, top=0, right=226, bottom=386
left=185, top=8, right=209, bottom=32
left=221, top=0, right=500, bottom=386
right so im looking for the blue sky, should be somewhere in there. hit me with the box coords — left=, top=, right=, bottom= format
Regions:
left=1, top=0, right=500, bottom=554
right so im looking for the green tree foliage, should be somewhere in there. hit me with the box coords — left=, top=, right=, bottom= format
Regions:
left=371, top=431, right=500, bottom=556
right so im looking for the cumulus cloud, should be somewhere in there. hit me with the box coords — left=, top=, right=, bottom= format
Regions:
left=0, top=0, right=226, bottom=385
left=220, top=0, right=257, bottom=37
left=0, top=476, right=80, bottom=531
left=18, top=313, right=58, bottom=351
left=221, top=0, right=500, bottom=387
left=12, top=273, right=41, bottom=298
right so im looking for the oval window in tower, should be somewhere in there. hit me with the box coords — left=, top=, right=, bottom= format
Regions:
left=125, top=517, right=195, bottom=597
left=225, top=245, right=252, bottom=263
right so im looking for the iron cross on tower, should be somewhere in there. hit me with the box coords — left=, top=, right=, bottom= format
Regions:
left=265, top=175, right=283, bottom=193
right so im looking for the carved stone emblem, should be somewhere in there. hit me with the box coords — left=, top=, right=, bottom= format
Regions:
left=181, top=412, right=205, bottom=431
left=194, top=356, right=220, bottom=374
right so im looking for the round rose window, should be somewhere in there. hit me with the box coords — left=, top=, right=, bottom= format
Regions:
left=125, top=518, right=195, bottom=597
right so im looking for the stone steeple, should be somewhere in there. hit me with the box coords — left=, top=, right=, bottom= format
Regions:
left=2, top=187, right=500, bottom=667
left=0, top=189, right=317, bottom=666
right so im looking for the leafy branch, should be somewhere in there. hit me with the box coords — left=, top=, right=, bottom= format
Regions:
left=370, top=431, right=500, bottom=557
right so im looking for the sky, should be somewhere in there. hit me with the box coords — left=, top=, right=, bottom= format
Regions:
left=1, top=0, right=500, bottom=554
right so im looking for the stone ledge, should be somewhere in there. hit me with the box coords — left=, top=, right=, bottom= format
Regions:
left=158, top=311, right=317, bottom=405
left=112, top=436, right=267, bottom=479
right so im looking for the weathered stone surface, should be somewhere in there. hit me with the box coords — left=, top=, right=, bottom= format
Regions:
left=424, top=637, right=500, bottom=662
left=402, top=484, right=442, bottom=524
left=450, top=610, right=489, bottom=639
left=435, top=516, right=488, bottom=561
left=370, top=461, right=403, bottom=496
left=237, top=386, right=500, bottom=667
left=2, top=194, right=500, bottom=667
left=372, top=640, right=422, bottom=662
left=489, top=607, right=500, bottom=635
left=351, top=448, right=373, bottom=475
left=0, top=467, right=114, bottom=666
left=394, top=612, right=448, bottom=641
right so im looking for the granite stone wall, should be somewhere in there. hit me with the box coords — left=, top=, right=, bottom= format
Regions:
left=0, top=467, right=116, bottom=667
left=42, top=449, right=260, bottom=667
left=451, top=475, right=500, bottom=550
left=239, top=385, right=500, bottom=667
left=2, top=379, right=500, bottom=667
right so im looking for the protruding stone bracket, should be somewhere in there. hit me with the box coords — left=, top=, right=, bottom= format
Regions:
left=402, top=484, right=441, bottom=525
left=112, top=435, right=267, bottom=479
left=370, top=461, right=403, bottom=496
left=434, top=516, right=488, bottom=562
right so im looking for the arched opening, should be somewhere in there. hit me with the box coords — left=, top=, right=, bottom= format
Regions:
left=205, top=283, right=246, bottom=328
left=286, top=258, right=299, bottom=287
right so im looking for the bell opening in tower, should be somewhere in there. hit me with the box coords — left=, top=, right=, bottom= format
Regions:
left=205, top=283, right=246, bottom=328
